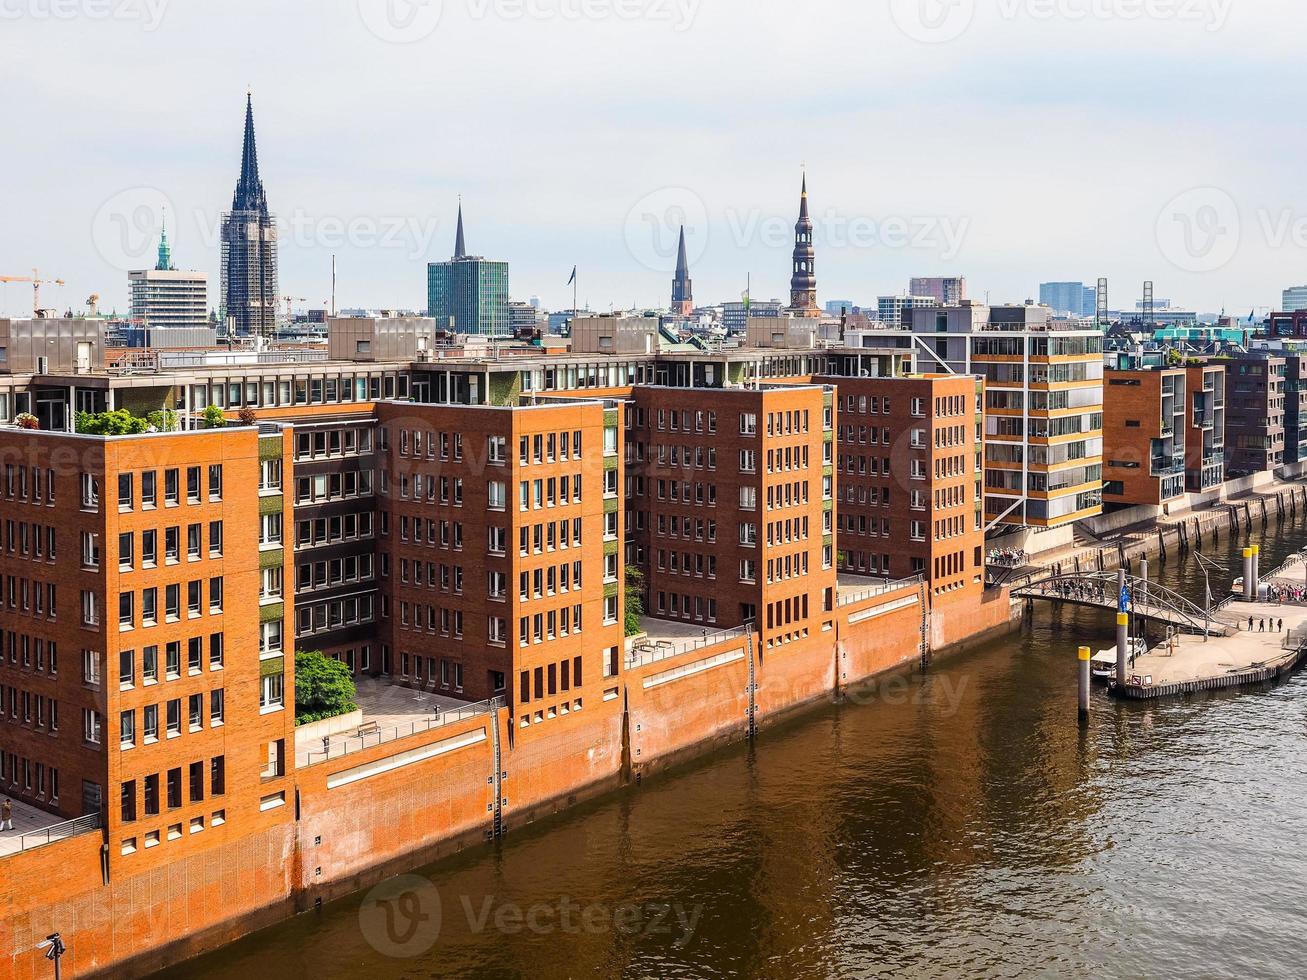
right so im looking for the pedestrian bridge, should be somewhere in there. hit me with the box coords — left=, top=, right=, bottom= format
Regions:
left=1012, top=571, right=1233, bottom=637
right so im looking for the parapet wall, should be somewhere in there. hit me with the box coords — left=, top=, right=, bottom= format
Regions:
left=1, top=584, right=1009, bottom=980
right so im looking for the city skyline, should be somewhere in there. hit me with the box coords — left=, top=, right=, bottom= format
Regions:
left=3, top=1, right=1306, bottom=318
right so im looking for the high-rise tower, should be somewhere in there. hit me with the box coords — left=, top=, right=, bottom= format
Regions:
left=789, top=172, right=819, bottom=316
left=427, top=200, right=510, bottom=336
left=220, top=93, right=279, bottom=338
left=671, top=225, right=693, bottom=317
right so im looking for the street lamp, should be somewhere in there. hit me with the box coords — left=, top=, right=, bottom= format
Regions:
left=36, top=933, right=65, bottom=980
left=1194, top=551, right=1228, bottom=641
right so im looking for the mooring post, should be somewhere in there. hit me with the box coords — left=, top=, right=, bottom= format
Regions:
left=1244, top=547, right=1256, bottom=602
left=1117, top=567, right=1129, bottom=686
left=1079, top=646, right=1092, bottom=722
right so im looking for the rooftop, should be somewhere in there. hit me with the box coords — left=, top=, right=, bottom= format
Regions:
left=0, top=798, right=99, bottom=858
left=294, top=676, right=492, bottom=768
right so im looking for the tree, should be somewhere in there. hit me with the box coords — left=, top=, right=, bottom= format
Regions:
left=625, top=565, right=646, bottom=637
left=237, top=405, right=258, bottom=426
left=147, top=409, right=180, bottom=432
left=75, top=409, right=149, bottom=436
left=200, top=404, right=227, bottom=429
left=294, top=651, right=358, bottom=725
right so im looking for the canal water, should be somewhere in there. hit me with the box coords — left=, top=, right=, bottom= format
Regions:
left=166, top=520, right=1307, bottom=980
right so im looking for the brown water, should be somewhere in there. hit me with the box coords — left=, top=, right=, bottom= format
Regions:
left=164, top=521, right=1307, bottom=979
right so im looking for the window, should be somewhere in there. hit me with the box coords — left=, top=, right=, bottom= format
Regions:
left=260, top=673, right=284, bottom=710
left=208, top=464, right=223, bottom=500
left=260, top=513, right=283, bottom=548
left=143, top=704, right=158, bottom=742
left=83, top=708, right=102, bottom=745
left=119, top=709, right=135, bottom=747
left=119, top=649, right=135, bottom=688
left=117, top=473, right=133, bottom=510
left=164, top=468, right=179, bottom=505
left=210, top=689, right=225, bottom=726
left=141, top=471, right=156, bottom=508
left=166, top=698, right=181, bottom=736
left=186, top=466, right=201, bottom=503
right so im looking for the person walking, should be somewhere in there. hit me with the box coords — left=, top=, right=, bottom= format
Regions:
left=1260, top=618, right=1266, bottom=632
left=1278, top=618, right=1284, bottom=633
left=1249, top=616, right=1254, bottom=632
left=1, top=798, right=12, bottom=831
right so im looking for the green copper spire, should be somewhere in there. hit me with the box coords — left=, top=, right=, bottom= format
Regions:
left=156, top=210, right=174, bottom=271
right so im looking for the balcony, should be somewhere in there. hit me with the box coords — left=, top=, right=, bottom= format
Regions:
left=1150, top=456, right=1186, bottom=477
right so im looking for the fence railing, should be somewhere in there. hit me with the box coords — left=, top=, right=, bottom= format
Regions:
left=1, top=812, right=101, bottom=858
left=836, top=575, right=922, bottom=608
left=297, top=697, right=502, bottom=767
left=627, top=624, right=752, bottom=669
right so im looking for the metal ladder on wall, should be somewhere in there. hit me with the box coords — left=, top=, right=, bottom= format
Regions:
left=489, top=699, right=504, bottom=838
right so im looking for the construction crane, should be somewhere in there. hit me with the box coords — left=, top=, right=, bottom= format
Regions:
left=281, top=295, right=308, bottom=321
left=0, top=269, right=65, bottom=317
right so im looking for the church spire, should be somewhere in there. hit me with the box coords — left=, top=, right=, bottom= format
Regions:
left=454, top=199, right=467, bottom=259
left=156, top=208, right=173, bottom=271
left=671, top=225, right=693, bottom=316
left=232, top=92, right=268, bottom=213
left=789, top=170, right=818, bottom=315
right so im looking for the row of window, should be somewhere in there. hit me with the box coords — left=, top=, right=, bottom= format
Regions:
left=0, top=629, right=57, bottom=674
left=116, top=577, right=224, bottom=630
left=518, top=656, right=585, bottom=705
left=3, top=520, right=57, bottom=562
left=655, top=549, right=717, bottom=579
left=2, top=464, right=56, bottom=505
left=0, top=683, right=58, bottom=734
left=111, top=634, right=225, bottom=689
left=295, top=469, right=374, bottom=505
left=294, top=426, right=374, bottom=461
left=295, top=512, right=373, bottom=549
left=0, top=752, right=58, bottom=804
left=654, top=591, right=719, bottom=623
left=119, top=757, right=225, bottom=823
left=118, top=689, right=226, bottom=748
left=295, top=594, right=376, bottom=637
left=103, top=465, right=223, bottom=513
left=5, top=575, right=57, bottom=621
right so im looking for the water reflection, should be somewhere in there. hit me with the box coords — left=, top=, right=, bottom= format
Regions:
left=164, top=520, right=1307, bottom=980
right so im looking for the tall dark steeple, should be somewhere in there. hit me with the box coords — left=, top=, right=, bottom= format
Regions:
left=220, top=92, right=279, bottom=338
left=454, top=200, right=467, bottom=259
left=232, top=93, right=268, bottom=213
left=789, top=171, right=819, bottom=316
left=671, top=225, right=693, bottom=317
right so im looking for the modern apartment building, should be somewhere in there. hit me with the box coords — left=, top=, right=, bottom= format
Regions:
left=129, top=227, right=209, bottom=332
left=1039, top=282, right=1097, bottom=318
left=909, top=277, right=967, bottom=307
left=1184, top=363, right=1226, bottom=493
left=1102, top=367, right=1188, bottom=507
left=426, top=205, right=510, bottom=336
left=850, top=302, right=1104, bottom=530
left=876, top=294, right=937, bottom=326
left=1224, top=355, right=1286, bottom=476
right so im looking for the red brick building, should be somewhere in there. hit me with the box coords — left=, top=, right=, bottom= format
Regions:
left=818, top=374, right=985, bottom=600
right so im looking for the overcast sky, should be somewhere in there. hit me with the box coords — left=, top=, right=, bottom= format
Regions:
left=3, top=0, right=1305, bottom=318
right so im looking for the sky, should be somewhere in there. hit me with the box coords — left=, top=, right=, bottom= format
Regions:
left=2, top=0, right=1306, bottom=319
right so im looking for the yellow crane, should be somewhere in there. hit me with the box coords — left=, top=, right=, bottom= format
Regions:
left=0, top=269, right=65, bottom=317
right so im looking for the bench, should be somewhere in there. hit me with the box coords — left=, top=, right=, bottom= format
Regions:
left=355, top=721, right=381, bottom=739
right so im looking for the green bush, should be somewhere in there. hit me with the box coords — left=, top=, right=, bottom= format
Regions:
left=200, top=404, right=228, bottom=429
left=75, top=409, right=149, bottom=436
left=624, top=565, right=645, bottom=637
left=294, top=651, right=358, bottom=726
left=147, top=409, right=180, bottom=432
